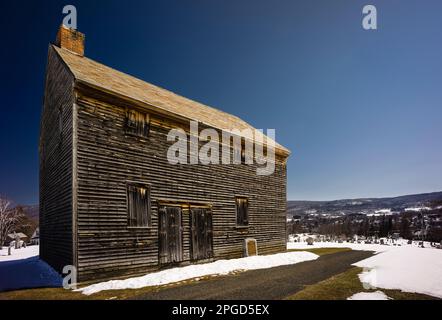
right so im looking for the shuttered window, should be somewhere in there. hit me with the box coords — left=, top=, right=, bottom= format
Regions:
left=236, top=197, right=249, bottom=226
left=126, top=109, right=150, bottom=137
left=127, top=184, right=151, bottom=227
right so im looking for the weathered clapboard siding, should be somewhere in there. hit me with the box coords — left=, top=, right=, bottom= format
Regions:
left=74, top=91, right=287, bottom=281
left=39, top=45, right=75, bottom=273
left=41, top=33, right=289, bottom=282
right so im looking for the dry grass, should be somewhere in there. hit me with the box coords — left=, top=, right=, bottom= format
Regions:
left=288, top=247, right=352, bottom=256
left=0, top=286, right=160, bottom=300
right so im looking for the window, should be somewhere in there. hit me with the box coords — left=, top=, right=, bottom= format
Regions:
left=126, top=109, right=150, bottom=137
left=236, top=197, right=249, bottom=227
left=127, top=184, right=151, bottom=227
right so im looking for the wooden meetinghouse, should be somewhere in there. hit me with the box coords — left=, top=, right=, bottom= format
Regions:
left=40, top=25, right=290, bottom=281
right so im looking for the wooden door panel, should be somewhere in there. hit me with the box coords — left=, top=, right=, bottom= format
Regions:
left=190, top=207, right=213, bottom=260
left=158, top=206, right=183, bottom=264
left=158, top=207, right=168, bottom=264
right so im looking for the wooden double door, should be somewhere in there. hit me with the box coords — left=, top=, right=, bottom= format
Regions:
left=158, top=205, right=213, bottom=265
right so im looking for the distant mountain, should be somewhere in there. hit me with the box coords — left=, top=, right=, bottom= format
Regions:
left=287, top=191, right=442, bottom=217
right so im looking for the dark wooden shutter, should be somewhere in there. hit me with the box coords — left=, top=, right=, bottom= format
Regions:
left=126, top=110, right=150, bottom=137
left=127, top=184, right=150, bottom=227
left=127, top=185, right=136, bottom=226
left=242, top=199, right=248, bottom=225
left=236, top=197, right=249, bottom=226
left=126, top=110, right=137, bottom=130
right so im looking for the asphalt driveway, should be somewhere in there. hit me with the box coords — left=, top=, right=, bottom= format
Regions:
left=132, top=250, right=373, bottom=300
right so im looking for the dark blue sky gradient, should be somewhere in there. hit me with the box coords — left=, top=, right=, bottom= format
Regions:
left=1, top=0, right=441, bottom=204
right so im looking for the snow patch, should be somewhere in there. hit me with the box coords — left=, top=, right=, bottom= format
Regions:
left=77, top=251, right=319, bottom=295
left=347, top=291, right=391, bottom=300
left=353, top=246, right=442, bottom=298
left=374, top=209, right=391, bottom=214
left=405, top=207, right=431, bottom=212
left=0, top=246, right=62, bottom=292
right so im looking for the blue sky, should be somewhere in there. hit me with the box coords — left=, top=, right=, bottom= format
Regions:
left=1, top=0, right=441, bottom=204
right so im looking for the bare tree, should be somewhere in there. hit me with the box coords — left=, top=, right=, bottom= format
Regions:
left=0, top=197, right=23, bottom=249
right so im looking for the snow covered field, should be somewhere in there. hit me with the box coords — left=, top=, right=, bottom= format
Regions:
left=288, top=238, right=442, bottom=298
left=78, top=251, right=319, bottom=295
left=0, top=245, right=40, bottom=262
left=0, top=246, right=61, bottom=292
left=355, top=247, right=442, bottom=298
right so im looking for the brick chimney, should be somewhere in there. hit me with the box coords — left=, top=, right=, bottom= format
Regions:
left=55, top=25, right=85, bottom=56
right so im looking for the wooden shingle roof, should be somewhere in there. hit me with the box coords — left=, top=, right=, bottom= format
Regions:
left=53, top=45, right=290, bottom=156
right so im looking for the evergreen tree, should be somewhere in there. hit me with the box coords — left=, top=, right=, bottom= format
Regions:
left=400, top=214, right=412, bottom=239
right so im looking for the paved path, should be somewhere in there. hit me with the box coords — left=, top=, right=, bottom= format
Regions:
left=132, top=250, right=373, bottom=300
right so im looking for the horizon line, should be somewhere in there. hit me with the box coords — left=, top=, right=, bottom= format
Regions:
left=288, top=190, right=442, bottom=202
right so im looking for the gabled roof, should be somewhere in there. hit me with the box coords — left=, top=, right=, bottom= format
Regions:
left=52, top=45, right=290, bottom=156
left=8, top=233, right=27, bottom=239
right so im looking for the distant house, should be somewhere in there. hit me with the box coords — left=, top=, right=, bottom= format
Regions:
left=6, top=232, right=28, bottom=248
left=353, top=235, right=366, bottom=242
left=31, top=228, right=40, bottom=245
left=40, top=25, right=290, bottom=282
